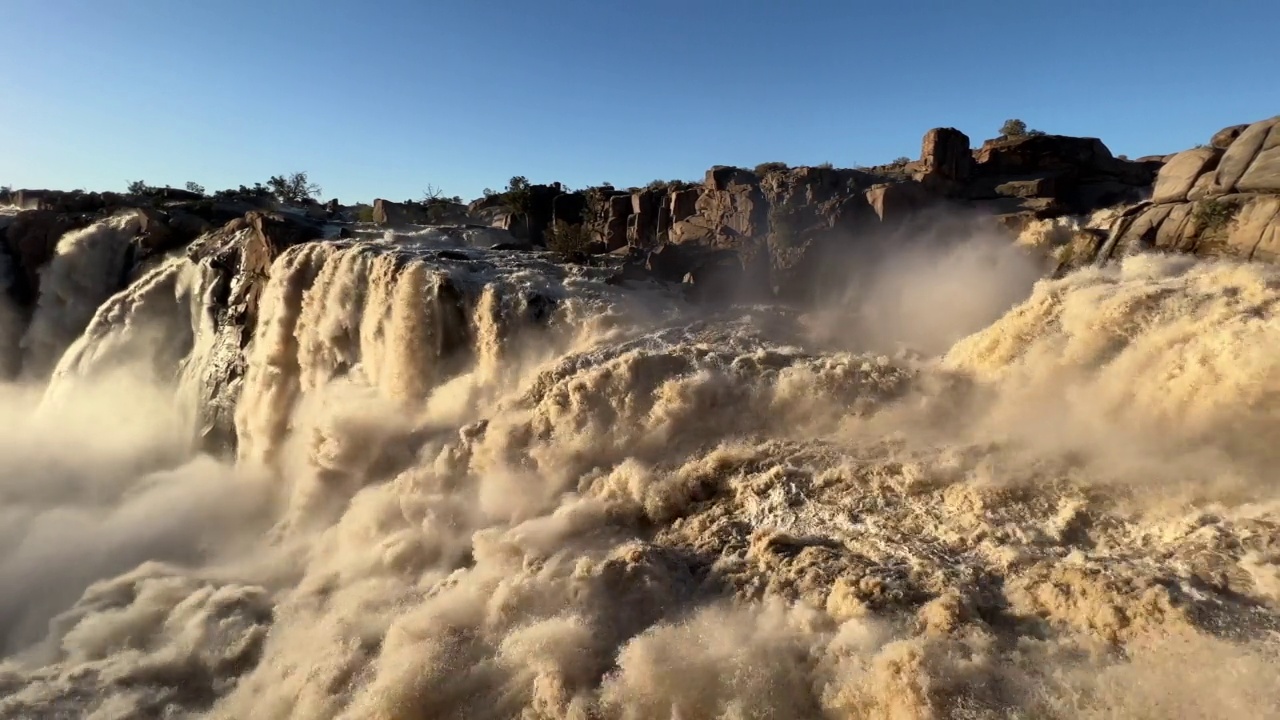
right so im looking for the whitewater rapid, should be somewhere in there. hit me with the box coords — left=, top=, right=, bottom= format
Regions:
left=0, top=217, right=1277, bottom=719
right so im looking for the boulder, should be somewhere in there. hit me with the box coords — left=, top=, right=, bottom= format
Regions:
left=1236, top=119, right=1280, bottom=193
left=372, top=198, right=429, bottom=225
left=916, top=127, right=972, bottom=192
left=627, top=190, right=663, bottom=249
left=1103, top=193, right=1280, bottom=263
left=1210, top=124, right=1251, bottom=150
left=670, top=188, right=700, bottom=223
left=973, top=134, right=1116, bottom=177
left=1236, top=195, right=1280, bottom=262
left=603, top=194, right=632, bottom=250
left=373, top=198, right=470, bottom=226
left=694, top=166, right=768, bottom=239
left=865, top=182, right=935, bottom=224
left=1151, top=147, right=1222, bottom=204
left=1209, top=117, right=1278, bottom=195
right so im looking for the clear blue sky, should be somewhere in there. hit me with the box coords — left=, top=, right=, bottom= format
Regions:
left=3, top=1, right=1277, bottom=204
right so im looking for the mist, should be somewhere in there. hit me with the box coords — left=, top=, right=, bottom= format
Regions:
left=0, top=211, right=1277, bottom=719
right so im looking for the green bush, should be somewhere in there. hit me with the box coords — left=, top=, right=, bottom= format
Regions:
left=1000, top=119, right=1028, bottom=136
left=503, top=176, right=532, bottom=217
left=644, top=179, right=698, bottom=193
left=544, top=219, right=595, bottom=254
left=212, top=182, right=272, bottom=202
left=999, top=118, right=1046, bottom=138
left=753, top=161, right=789, bottom=176
left=267, top=171, right=321, bottom=204
left=1192, top=198, right=1238, bottom=239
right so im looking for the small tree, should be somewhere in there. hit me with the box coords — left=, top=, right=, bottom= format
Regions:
left=1000, top=119, right=1028, bottom=137
left=267, top=171, right=322, bottom=204
left=127, top=179, right=151, bottom=194
left=503, top=175, right=533, bottom=221
left=754, top=161, right=789, bottom=176
left=999, top=119, right=1046, bottom=138
left=544, top=219, right=594, bottom=254
left=185, top=181, right=206, bottom=195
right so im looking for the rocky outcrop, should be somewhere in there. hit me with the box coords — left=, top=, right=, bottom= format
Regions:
left=544, top=127, right=1164, bottom=301
left=12, top=116, right=1276, bottom=331
left=915, top=127, right=973, bottom=193
left=372, top=198, right=427, bottom=225
left=11, top=189, right=120, bottom=213
left=2, top=210, right=97, bottom=306
left=1089, top=116, right=1280, bottom=265
left=964, top=133, right=1159, bottom=217
left=465, top=183, right=582, bottom=246
left=186, top=212, right=325, bottom=454
left=0, top=196, right=311, bottom=315
left=372, top=198, right=469, bottom=226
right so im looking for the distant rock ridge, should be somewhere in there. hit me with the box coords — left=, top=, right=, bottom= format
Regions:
left=5, top=116, right=1279, bottom=316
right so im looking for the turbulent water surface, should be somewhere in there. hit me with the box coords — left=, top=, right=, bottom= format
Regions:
left=0, top=217, right=1278, bottom=719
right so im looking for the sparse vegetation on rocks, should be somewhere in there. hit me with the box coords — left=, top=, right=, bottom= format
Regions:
left=754, top=161, right=789, bottom=177
left=999, top=118, right=1046, bottom=138
left=644, top=179, right=699, bottom=193
left=213, top=183, right=273, bottom=202
left=502, top=175, right=533, bottom=222
left=543, top=218, right=595, bottom=254
left=266, top=171, right=321, bottom=205
left=1193, top=198, right=1239, bottom=242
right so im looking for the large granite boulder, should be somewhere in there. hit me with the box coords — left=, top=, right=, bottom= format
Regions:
left=1070, top=116, right=1280, bottom=267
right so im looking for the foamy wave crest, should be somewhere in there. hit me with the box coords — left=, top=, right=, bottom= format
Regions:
left=0, top=225, right=1278, bottom=719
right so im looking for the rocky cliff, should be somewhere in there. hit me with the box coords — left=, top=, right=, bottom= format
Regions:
left=5, top=115, right=1279, bottom=345
left=512, top=126, right=1163, bottom=299
left=1080, top=116, right=1280, bottom=266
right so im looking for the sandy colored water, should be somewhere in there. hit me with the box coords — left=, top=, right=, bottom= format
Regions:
left=0, top=220, right=1276, bottom=718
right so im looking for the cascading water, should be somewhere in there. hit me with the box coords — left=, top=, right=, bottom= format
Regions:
left=0, top=216, right=1277, bottom=719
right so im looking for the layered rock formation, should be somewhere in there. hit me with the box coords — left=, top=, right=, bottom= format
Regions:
left=371, top=198, right=469, bottom=226
left=1086, top=116, right=1280, bottom=264
left=7, top=115, right=1278, bottom=331
left=514, top=127, right=1163, bottom=299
